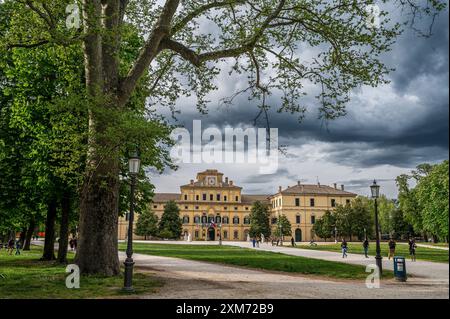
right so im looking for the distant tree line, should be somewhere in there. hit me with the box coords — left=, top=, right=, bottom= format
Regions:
left=134, top=200, right=182, bottom=240
left=313, top=161, right=449, bottom=242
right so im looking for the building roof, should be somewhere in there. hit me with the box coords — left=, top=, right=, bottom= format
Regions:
left=241, top=194, right=270, bottom=204
left=272, top=184, right=357, bottom=197
left=152, top=193, right=180, bottom=203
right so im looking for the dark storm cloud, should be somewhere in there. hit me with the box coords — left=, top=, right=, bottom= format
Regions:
left=336, top=178, right=394, bottom=190
left=157, top=8, right=449, bottom=171
left=242, top=168, right=302, bottom=184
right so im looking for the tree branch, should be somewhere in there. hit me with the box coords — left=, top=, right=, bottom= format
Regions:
left=118, top=0, right=181, bottom=107
left=161, top=0, right=286, bottom=66
left=171, top=0, right=246, bottom=36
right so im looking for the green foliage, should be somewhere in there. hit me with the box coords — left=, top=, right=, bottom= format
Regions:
left=158, top=200, right=182, bottom=239
left=312, top=210, right=336, bottom=241
left=415, top=161, right=449, bottom=240
left=249, top=201, right=271, bottom=238
left=135, top=208, right=159, bottom=239
left=396, top=161, right=449, bottom=241
left=274, top=214, right=292, bottom=237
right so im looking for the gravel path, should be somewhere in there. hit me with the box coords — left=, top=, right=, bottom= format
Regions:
left=120, top=251, right=449, bottom=299
left=224, top=241, right=449, bottom=285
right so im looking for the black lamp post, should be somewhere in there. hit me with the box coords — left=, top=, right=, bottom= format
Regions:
left=370, top=180, right=383, bottom=275
left=123, top=152, right=141, bottom=292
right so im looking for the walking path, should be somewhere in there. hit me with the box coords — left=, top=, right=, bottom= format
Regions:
left=131, top=240, right=449, bottom=285
left=118, top=251, right=448, bottom=299
left=225, top=241, right=449, bottom=284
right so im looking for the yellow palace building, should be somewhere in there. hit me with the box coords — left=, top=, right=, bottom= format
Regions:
left=118, top=169, right=357, bottom=242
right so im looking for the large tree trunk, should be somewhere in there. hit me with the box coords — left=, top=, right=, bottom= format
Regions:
left=75, top=159, right=120, bottom=276
left=57, top=191, right=71, bottom=263
left=19, top=228, right=26, bottom=247
left=23, top=219, right=36, bottom=251
left=41, top=198, right=57, bottom=261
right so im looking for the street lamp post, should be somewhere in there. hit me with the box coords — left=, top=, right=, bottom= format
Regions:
left=123, top=152, right=141, bottom=292
left=370, top=180, right=383, bottom=276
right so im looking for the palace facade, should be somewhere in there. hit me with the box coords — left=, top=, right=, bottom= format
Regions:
left=118, top=169, right=357, bottom=242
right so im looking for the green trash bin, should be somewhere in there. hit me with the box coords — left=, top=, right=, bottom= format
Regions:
left=394, top=256, right=407, bottom=282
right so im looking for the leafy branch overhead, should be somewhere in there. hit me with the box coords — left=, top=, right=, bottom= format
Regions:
left=3, top=0, right=446, bottom=121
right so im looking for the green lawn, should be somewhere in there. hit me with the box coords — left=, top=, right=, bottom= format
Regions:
left=295, top=242, right=449, bottom=263
left=0, top=246, right=162, bottom=299
left=120, top=243, right=393, bottom=280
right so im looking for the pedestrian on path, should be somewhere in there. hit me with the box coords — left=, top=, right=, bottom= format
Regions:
left=291, top=237, right=296, bottom=247
left=341, top=239, right=348, bottom=258
left=388, top=238, right=396, bottom=260
left=409, top=238, right=417, bottom=262
left=7, top=238, right=14, bottom=255
left=15, top=239, right=21, bottom=255
left=363, top=239, right=369, bottom=258
left=252, top=237, right=256, bottom=248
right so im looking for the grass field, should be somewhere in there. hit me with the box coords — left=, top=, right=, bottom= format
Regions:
left=120, top=243, right=393, bottom=280
left=0, top=246, right=162, bottom=299
left=295, top=242, right=449, bottom=263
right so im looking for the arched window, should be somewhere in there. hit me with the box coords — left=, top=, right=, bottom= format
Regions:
left=296, top=215, right=301, bottom=224
left=208, top=215, right=214, bottom=223
left=182, top=216, right=190, bottom=224
left=233, top=230, right=239, bottom=240
left=194, top=215, right=200, bottom=224
left=215, top=215, right=221, bottom=223
left=233, top=216, right=240, bottom=225
left=243, top=216, right=251, bottom=225
left=201, top=215, right=207, bottom=224
left=222, top=216, right=229, bottom=224
left=223, top=231, right=228, bottom=239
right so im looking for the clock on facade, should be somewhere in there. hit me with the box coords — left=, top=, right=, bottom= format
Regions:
left=206, top=176, right=217, bottom=186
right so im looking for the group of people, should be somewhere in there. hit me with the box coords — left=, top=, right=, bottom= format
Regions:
left=340, top=237, right=418, bottom=261
left=0, top=238, right=22, bottom=255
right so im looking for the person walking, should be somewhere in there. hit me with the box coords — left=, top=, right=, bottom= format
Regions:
left=15, top=239, right=21, bottom=255
left=291, top=237, right=296, bottom=247
left=388, top=238, right=396, bottom=260
left=252, top=237, right=256, bottom=248
left=7, top=238, right=15, bottom=255
left=341, top=239, right=348, bottom=258
left=363, top=238, right=370, bottom=258
left=409, top=238, right=417, bottom=262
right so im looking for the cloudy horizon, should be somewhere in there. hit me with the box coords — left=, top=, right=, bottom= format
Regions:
left=145, top=5, right=449, bottom=200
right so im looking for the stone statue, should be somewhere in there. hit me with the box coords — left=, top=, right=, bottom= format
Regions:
left=247, top=234, right=251, bottom=242
left=188, top=233, right=192, bottom=242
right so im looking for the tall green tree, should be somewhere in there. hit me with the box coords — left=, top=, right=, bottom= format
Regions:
left=274, top=214, right=292, bottom=239
left=313, top=210, right=336, bottom=242
left=158, top=200, right=182, bottom=239
left=249, top=201, right=271, bottom=238
left=2, top=0, right=444, bottom=275
left=416, top=161, right=449, bottom=241
left=135, top=208, right=159, bottom=240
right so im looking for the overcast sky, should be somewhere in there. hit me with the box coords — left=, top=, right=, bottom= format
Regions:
left=146, top=4, right=449, bottom=199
